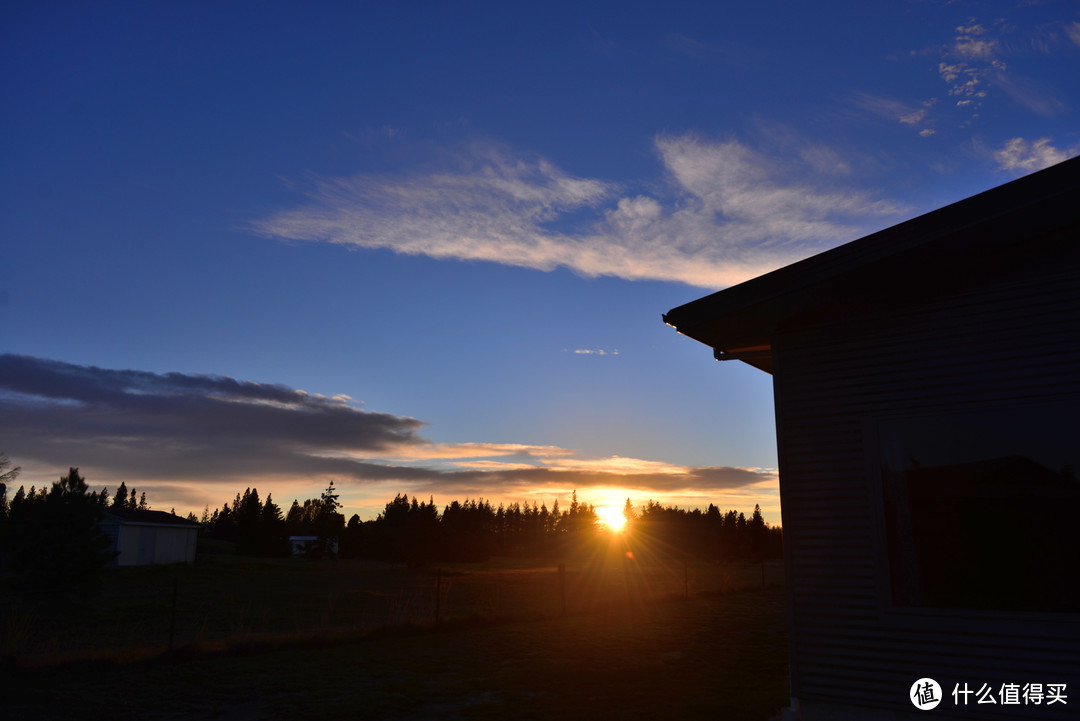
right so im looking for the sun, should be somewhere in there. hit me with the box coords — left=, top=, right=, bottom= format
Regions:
left=596, top=504, right=626, bottom=532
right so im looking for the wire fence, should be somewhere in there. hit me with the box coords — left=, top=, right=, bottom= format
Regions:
left=2, top=554, right=784, bottom=665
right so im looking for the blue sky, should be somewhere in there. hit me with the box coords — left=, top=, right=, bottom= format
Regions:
left=2, top=1, right=1078, bottom=524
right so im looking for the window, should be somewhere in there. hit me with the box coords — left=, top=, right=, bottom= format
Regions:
left=878, top=400, right=1079, bottom=613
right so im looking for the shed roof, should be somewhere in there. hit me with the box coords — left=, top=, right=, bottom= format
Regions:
left=663, top=157, right=1080, bottom=373
left=102, top=508, right=200, bottom=528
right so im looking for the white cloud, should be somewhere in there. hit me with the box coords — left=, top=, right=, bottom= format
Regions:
left=899, top=108, right=926, bottom=125
left=798, top=145, right=851, bottom=175
left=954, top=38, right=1000, bottom=61
left=930, top=19, right=1006, bottom=122
left=251, top=142, right=614, bottom=272
left=993, top=137, right=1075, bottom=173
left=931, top=15, right=1074, bottom=123
left=252, top=136, right=904, bottom=289
left=571, top=348, right=619, bottom=356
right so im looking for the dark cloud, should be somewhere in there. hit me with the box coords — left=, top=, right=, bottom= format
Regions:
left=403, top=465, right=773, bottom=497
left=0, top=354, right=427, bottom=481
left=0, top=355, right=774, bottom=509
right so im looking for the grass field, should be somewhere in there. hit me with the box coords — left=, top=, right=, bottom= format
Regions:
left=2, top=540, right=789, bottom=720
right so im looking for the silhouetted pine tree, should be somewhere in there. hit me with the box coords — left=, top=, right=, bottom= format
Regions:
left=285, top=499, right=304, bottom=535
left=111, top=481, right=129, bottom=509
left=7, top=468, right=113, bottom=603
left=234, top=487, right=263, bottom=555
left=0, top=453, right=15, bottom=561
left=339, top=513, right=365, bottom=558
left=258, top=493, right=288, bottom=556
left=306, top=481, right=344, bottom=558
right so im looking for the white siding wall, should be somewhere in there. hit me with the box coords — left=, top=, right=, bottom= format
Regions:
left=114, top=525, right=197, bottom=566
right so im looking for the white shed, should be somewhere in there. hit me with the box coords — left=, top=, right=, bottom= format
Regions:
left=100, top=508, right=200, bottom=566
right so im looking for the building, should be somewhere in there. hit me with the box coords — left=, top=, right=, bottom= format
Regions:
left=663, top=157, right=1080, bottom=720
left=100, top=508, right=200, bottom=566
left=287, top=535, right=338, bottom=557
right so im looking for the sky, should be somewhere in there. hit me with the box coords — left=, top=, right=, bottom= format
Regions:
left=2, top=1, right=1078, bottom=525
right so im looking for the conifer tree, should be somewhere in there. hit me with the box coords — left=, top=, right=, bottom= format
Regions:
left=8, top=468, right=113, bottom=603
left=0, top=453, right=13, bottom=545
left=0, top=453, right=18, bottom=526
left=313, top=481, right=344, bottom=557
left=258, top=493, right=288, bottom=556
left=285, top=499, right=304, bottom=534
left=112, top=481, right=129, bottom=509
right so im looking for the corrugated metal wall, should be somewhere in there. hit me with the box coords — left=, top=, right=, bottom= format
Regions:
left=773, top=249, right=1080, bottom=720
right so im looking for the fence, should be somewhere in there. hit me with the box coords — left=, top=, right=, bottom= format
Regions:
left=1, top=554, right=784, bottom=665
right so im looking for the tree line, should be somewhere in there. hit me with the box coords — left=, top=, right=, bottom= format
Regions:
left=0, top=450, right=782, bottom=601
left=199, top=482, right=345, bottom=558
left=199, top=486, right=782, bottom=565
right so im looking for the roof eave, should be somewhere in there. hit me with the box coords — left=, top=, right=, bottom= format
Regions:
left=664, top=157, right=1080, bottom=366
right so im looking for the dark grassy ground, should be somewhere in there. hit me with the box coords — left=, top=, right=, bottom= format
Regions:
left=2, top=537, right=783, bottom=665
left=5, top=588, right=788, bottom=721
left=2, top=541, right=788, bottom=719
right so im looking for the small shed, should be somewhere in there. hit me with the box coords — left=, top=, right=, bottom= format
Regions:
left=100, top=508, right=200, bottom=566
left=664, top=157, right=1080, bottom=720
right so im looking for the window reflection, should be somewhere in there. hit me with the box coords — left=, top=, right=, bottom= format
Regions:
left=879, top=402, right=1079, bottom=613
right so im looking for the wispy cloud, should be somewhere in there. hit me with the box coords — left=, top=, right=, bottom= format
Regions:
left=992, top=71, right=1068, bottom=117
left=570, top=348, right=619, bottom=356
left=934, top=16, right=1078, bottom=122
left=852, top=92, right=938, bottom=136
left=665, top=32, right=759, bottom=67
left=252, top=136, right=904, bottom=290
left=880, top=14, right=1074, bottom=135
left=938, top=20, right=1007, bottom=121
left=797, top=145, right=852, bottom=175
left=992, top=137, right=1076, bottom=174
left=376, top=442, right=576, bottom=463
left=0, top=355, right=777, bottom=515
left=1068, top=22, right=1080, bottom=47
left=250, top=142, right=615, bottom=272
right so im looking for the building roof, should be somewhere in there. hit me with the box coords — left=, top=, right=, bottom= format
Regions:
left=663, top=157, right=1080, bottom=373
left=102, top=508, right=200, bottom=527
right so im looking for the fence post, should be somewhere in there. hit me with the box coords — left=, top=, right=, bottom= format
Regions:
left=435, top=568, right=442, bottom=628
left=168, top=575, right=179, bottom=653
left=558, top=563, right=566, bottom=617
left=684, top=559, right=689, bottom=600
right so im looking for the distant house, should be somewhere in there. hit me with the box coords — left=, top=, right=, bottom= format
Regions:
left=288, top=535, right=318, bottom=556
left=100, top=508, right=200, bottom=566
left=288, top=535, right=337, bottom=557
left=663, top=157, right=1080, bottom=720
